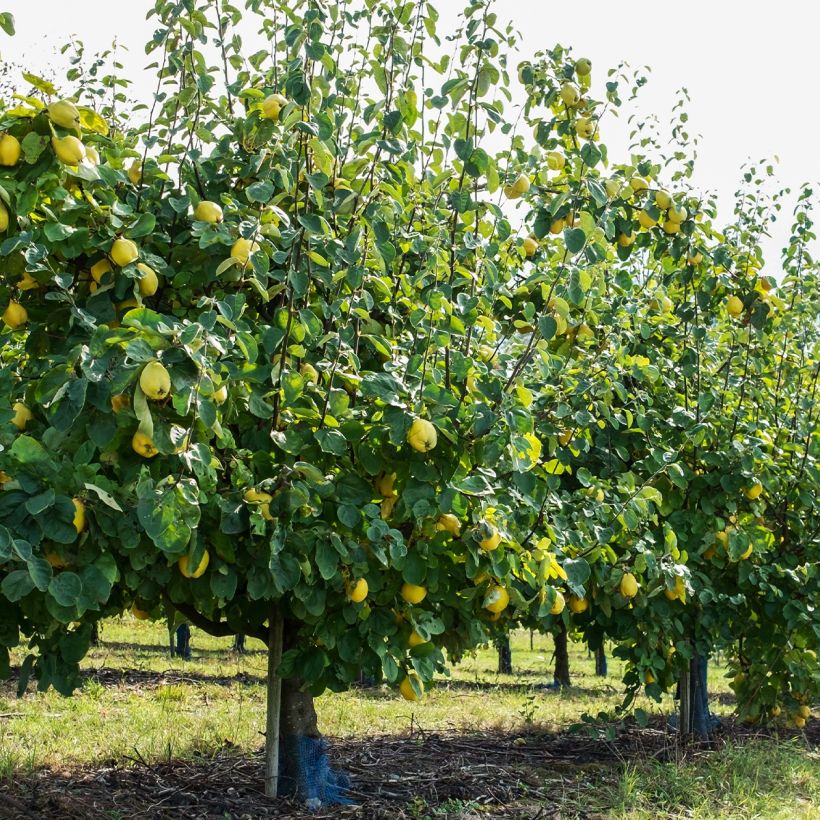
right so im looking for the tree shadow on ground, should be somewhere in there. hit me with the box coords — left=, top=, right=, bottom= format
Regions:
left=2, top=718, right=815, bottom=819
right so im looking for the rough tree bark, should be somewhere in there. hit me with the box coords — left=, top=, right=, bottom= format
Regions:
left=553, top=623, right=571, bottom=687
left=497, top=636, right=512, bottom=674
left=594, top=645, right=607, bottom=677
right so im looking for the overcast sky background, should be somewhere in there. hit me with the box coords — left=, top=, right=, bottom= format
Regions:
left=2, top=0, right=817, bottom=271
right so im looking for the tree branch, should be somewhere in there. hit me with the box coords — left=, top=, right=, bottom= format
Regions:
left=162, top=593, right=268, bottom=644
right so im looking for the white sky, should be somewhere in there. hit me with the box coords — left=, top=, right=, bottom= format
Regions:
left=2, top=0, right=818, bottom=270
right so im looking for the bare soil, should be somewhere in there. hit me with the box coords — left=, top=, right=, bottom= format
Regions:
left=2, top=717, right=816, bottom=819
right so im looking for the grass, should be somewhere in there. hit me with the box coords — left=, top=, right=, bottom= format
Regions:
left=578, top=739, right=820, bottom=819
left=1, top=619, right=816, bottom=818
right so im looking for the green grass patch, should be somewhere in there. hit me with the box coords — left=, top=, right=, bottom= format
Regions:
left=0, top=619, right=815, bottom=819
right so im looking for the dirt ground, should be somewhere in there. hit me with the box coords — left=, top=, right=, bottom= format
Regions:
left=2, top=717, right=816, bottom=820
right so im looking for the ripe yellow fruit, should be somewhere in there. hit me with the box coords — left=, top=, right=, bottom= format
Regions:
left=91, top=259, right=113, bottom=283
left=797, top=704, right=811, bottom=719
left=630, top=177, right=649, bottom=194
left=2, top=301, right=28, bottom=329
left=522, top=236, right=538, bottom=257
left=436, top=513, right=461, bottom=537
left=244, top=488, right=274, bottom=520
left=575, top=117, right=595, bottom=139
left=0, top=133, right=21, bottom=166
left=348, top=578, right=368, bottom=603
left=637, top=210, right=657, bottom=229
left=559, top=83, right=581, bottom=106
left=140, top=361, right=171, bottom=401
left=132, top=431, right=158, bottom=458
left=0, top=202, right=8, bottom=233
left=375, top=472, right=397, bottom=498
left=644, top=670, right=656, bottom=685
left=408, top=630, right=427, bottom=648
left=664, top=576, right=686, bottom=602
left=401, top=583, right=428, bottom=605
left=194, top=200, right=223, bottom=223
left=111, top=238, right=139, bottom=267
left=575, top=57, right=592, bottom=76
left=770, top=705, right=782, bottom=718
left=136, top=263, right=159, bottom=296
left=687, top=251, right=703, bottom=265
left=739, top=543, right=753, bottom=561
left=662, top=220, right=680, bottom=235
left=399, top=675, right=421, bottom=701
left=620, top=572, right=639, bottom=598
left=550, top=589, right=566, bottom=615
left=727, top=295, right=744, bottom=318
left=18, top=272, right=38, bottom=291
left=213, top=384, right=228, bottom=405
left=743, top=480, right=763, bottom=500
left=667, top=205, right=688, bottom=224
left=51, top=135, right=86, bottom=164
left=483, top=585, right=509, bottom=614
left=716, top=529, right=730, bottom=548
left=11, top=402, right=32, bottom=430
left=261, top=92, right=288, bottom=120
left=655, top=190, right=672, bottom=209
left=85, top=145, right=100, bottom=165
left=72, top=498, right=86, bottom=534
left=231, top=237, right=259, bottom=265
left=178, top=550, right=210, bottom=579
left=45, top=549, right=69, bottom=569
left=479, top=524, right=502, bottom=552
left=300, top=362, right=320, bottom=383
left=118, top=298, right=139, bottom=314
left=792, top=716, right=807, bottom=729
left=407, top=418, right=437, bottom=452
left=111, top=394, right=129, bottom=413
left=617, top=231, right=635, bottom=247
left=568, top=595, right=588, bottom=614
left=546, top=151, right=565, bottom=171
left=47, top=99, right=81, bottom=130
left=127, top=159, right=142, bottom=185
left=550, top=218, right=565, bottom=235
left=558, top=430, right=572, bottom=447
left=605, top=178, right=622, bottom=199
left=510, top=174, right=530, bottom=196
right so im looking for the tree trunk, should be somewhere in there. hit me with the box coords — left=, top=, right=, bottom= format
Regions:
left=497, top=636, right=512, bottom=674
left=264, top=608, right=284, bottom=799
left=273, top=621, right=349, bottom=807
left=678, top=653, right=712, bottom=740
left=233, top=633, right=246, bottom=654
left=594, top=645, right=607, bottom=677
left=553, top=623, right=571, bottom=687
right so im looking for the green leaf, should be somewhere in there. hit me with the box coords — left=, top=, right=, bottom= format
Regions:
left=564, top=228, right=586, bottom=254
left=564, top=558, right=591, bottom=594
left=246, top=180, right=274, bottom=202
left=315, top=539, right=339, bottom=580
left=137, top=477, right=201, bottom=555
left=538, top=315, right=558, bottom=341
left=27, top=556, right=52, bottom=592
left=49, top=572, right=82, bottom=607
left=0, top=12, right=15, bottom=36
left=127, top=213, right=156, bottom=239
left=25, top=489, right=55, bottom=516
left=1, top=570, right=34, bottom=601
left=315, top=428, right=347, bottom=456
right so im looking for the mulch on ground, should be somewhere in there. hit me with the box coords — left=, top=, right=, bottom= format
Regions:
left=2, top=717, right=816, bottom=820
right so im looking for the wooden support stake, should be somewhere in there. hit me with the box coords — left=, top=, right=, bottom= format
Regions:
left=264, top=605, right=284, bottom=799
